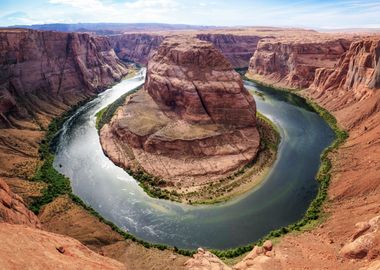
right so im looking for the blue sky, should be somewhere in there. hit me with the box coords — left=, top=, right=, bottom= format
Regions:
left=1, top=0, right=380, bottom=28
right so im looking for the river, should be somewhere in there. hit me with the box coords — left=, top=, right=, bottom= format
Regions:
left=53, top=70, right=335, bottom=249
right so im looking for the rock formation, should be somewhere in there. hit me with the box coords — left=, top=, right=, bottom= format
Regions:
left=247, top=37, right=352, bottom=89
left=109, top=32, right=264, bottom=68
left=0, top=177, right=40, bottom=228
left=310, top=38, right=380, bottom=115
left=109, top=33, right=165, bottom=64
left=196, top=34, right=262, bottom=68
left=0, top=28, right=128, bottom=129
left=0, top=223, right=124, bottom=269
left=185, top=241, right=282, bottom=270
left=100, top=36, right=260, bottom=187
left=340, top=215, right=380, bottom=259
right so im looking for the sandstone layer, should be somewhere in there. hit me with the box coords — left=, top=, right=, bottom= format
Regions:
left=0, top=177, right=40, bottom=228
left=247, top=37, right=352, bottom=89
left=0, top=28, right=129, bottom=180
left=109, top=33, right=164, bottom=64
left=239, top=36, right=380, bottom=270
left=109, top=32, right=265, bottom=68
left=101, top=36, right=260, bottom=188
left=196, top=34, right=262, bottom=68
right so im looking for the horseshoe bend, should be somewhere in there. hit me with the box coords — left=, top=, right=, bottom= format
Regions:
left=0, top=4, right=380, bottom=270
left=98, top=36, right=278, bottom=203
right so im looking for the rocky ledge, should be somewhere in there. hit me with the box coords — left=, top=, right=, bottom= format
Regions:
left=100, top=36, right=261, bottom=202
left=247, top=37, right=352, bottom=89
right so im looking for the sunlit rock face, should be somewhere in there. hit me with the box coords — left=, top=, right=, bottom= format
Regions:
left=100, top=36, right=260, bottom=185
left=248, top=37, right=351, bottom=89
left=0, top=28, right=128, bottom=128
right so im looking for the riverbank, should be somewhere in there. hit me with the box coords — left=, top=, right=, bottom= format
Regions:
left=29, top=72, right=346, bottom=263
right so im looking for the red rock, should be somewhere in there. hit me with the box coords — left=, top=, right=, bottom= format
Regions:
left=0, top=178, right=41, bottom=228
left=248, top=37, right=351, bottom=89
left=109, top=32, right=264, bottom=68
left=0, top=28, right=129, bottom=129
left=101, top=36, right=260, bottom=186
left=263, top=240, right=273, bottom=251
left=196, top=34, right=262, bottom=68
left=0, top=223, right=123, bottom=269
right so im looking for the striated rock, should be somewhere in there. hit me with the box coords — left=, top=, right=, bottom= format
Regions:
left=0, top=177, right=41, bottom=228
left=310, top=38, right=380, bottom=114
left=196, top=34, right=263, bottom=68
left=0, top=28, right=128, bottom=129
left=247, top=37, right=351, bottom=89
left=0, top=223, right=124, bottom=269
left=109, top=33, right=165, bottom=64
left=101, top=36, right=260, bottom=186
left=109, top=32, right=264, bottom=68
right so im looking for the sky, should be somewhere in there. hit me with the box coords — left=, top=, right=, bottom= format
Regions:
left=0, top=0, right=380, bottom=29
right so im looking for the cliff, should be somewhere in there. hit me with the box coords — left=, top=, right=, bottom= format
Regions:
left=0, top=28, right=128, bottom=129
left=247, top=37, right=352, bottom=89
left=196, top=34, right=262, bottom=68
left=0, top=28, right=129, bottom=181
left=100, top=36, right=260, bottom=193
left=109, top=32, right=264, bottom=68
left=240, top=35, right=380, bottom=270
left=109, top=33, right=165, bottom=64
left=310, top=38, right=380, bottom=117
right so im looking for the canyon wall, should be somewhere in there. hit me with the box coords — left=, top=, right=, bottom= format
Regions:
left=247, top=38, right=352, bottom=89
left=109, top=33, right=263, bottom=68
left=196, top=34, right=262, bottom=68
left=109, top=33, right=165, bottom=64
left=310, top=38, right=380, bottom=117
left=0, top=28, right=128, bottom=129
left=237, top=35, right=380, bottom=270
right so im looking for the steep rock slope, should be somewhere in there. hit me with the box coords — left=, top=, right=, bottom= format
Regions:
left=196, top=34, right=262, bottom=68
left=100, top=36, right=260, bottom=186
left=247, top=37, right=352, bottom=89
left=109, top=32, right=264, bottom=68
left=0, top=177, right=40, bottom=228
left=0, top=28, right=129, bottom=180
left=0, top=223, right=124, bottom=269
left=109, top=33, right=165, bottom=64
left=235, top=36, right=380, bottom=270
left=0, top=28, right=128, bottom=129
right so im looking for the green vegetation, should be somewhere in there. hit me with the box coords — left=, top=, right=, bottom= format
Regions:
left=30, top=91, right=194, bottom=257
left=30, top=74, right=348, bottom=260
left=96, top=86, right=140, bottom=131
left=30, top=98, right=93, bottom=213
left=201, top=76, right=350, bottom=259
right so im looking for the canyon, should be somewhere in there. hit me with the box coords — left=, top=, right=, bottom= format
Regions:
left=0, top=26, right=379, bottom=270
left=100, top=36, right=262, bottom=202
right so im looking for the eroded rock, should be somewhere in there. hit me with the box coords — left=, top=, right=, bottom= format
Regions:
left=100, top=36, right=260, bottom=187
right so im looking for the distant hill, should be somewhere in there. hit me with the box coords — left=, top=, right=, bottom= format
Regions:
left=8, top=23, right=220, bottom=35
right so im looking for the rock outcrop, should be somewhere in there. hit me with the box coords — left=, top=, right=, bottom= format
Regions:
left=340, top=215, right=380, bottom=259
left=0, top=223, right=124, bottom=269
left=101, top=36, right=260, bottom=187
left=0, top=28, right=128, bottom=129
left=109, top=32, right=263, bottom=68
left=109, top=33, right=165, bottom=65
left=185, top=241, right=282, bottom=270
left=310, top=38, right=380, bottom=116
left=0, top=177, right=40, bottom=228
left=196, top=34, right=262, bottom=68
left=247, top=37, right=351, bottom=89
